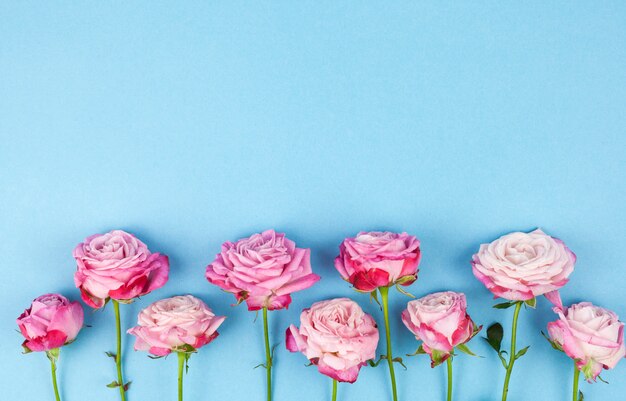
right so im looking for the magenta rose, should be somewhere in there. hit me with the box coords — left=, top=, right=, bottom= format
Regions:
left=73, top=229, right=170, bottom=308
left=471, top=229, right=576, bottom=301
left=128, top=295, right=225, bottom=357
left=402, top=291, right=479, bottom=366
left=205, top=229, right=320, bottom=311
left=17, top=294, right=84, bottom=353
left=547, top=302, right=625, bottom=382
left=286, top=298, right=379, bottom=383
left=335, top=231, right=421, bottom=292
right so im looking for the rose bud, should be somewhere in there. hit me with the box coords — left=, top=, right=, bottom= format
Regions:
left=286, top=298, right=379, bottom=383
left=472, top=229, right=576, bottom=301
left=128, top=295, right=225, bottom=356
left=402, top=291, right=480, bottom=366
left=205, top=229, right=320, bottom=311
left=547, top=301, right=625, bottom=382
left=73, top=229, right=170, bottom=308
left=335, top=231, right=421, bottom=292
left=17, top=293, right=84, bottom=353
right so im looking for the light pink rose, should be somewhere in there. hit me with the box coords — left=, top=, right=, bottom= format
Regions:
left=285, top=298, right=379, bottom=383
left=335, top=231, right=421, bottom=292
left=547, top=302, right=625, bottom=382
left=73, top=230, right=170, bottom=308
left=128, top=295, right=225, bottom=357
left=471, top=229, right=576, bottom=301
left=402, top=291, right=479, bottom=366
left=17, top=294, right=84, bottom=353
left=205, top=229, right=320, bottom=311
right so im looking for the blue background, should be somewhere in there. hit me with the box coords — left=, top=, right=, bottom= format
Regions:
left=1, top=2, right=625, bottom=401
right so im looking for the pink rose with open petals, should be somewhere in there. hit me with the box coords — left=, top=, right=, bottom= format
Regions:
left=547, top=302, right=625, bottom=382
left=128, top=295, right=225, bottom=357
left=471, top=229, right=576, bottom=301
left=73, top=230, right=170, bottom=308
left=286, top=298, right=379, bottom=383
left=402, top=291, right=479, bottom=366
left=335, top=231, right=421, bottom=292
left=205, top=229, right=320, bottom=311
left=17, top=294, right=84, bottom=353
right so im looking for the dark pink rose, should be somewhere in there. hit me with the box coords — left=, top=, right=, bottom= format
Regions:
left=472, top=229, right=576, bottom=301
left=335, top=231, right=421, bottom=292
left=73, top=230, right=170, bottom=308
left=205, top=229, right=320, bottom=311
left=286, top=298, right=379, bottom=383
left=402, top=291, right=479, bottom=366
left=547, top=302, right=625, bottom=382
left=17, top=294, right=84, bottom=352
left=128, top=295, right=225, bottom=357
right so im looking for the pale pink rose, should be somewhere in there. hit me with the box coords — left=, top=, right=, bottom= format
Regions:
left=285, top=298, right=379, bottom=383
left=17, top=294, right=84, bottom=353
left=471, top=229, right=576, bottom=301
left=402, top=291, right=479, bottom=366
left=335, top=231, right=421, bottom=292
left=205, top=230, right=320, bottom=311
left=128, top=295, right=225, bottom=357
left=73, top=230, right=170, bottom=308
left=547, top=302, right=625, bottom=381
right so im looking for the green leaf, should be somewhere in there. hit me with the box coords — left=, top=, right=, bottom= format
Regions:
left=515, top=345, right=530, bottom=360
left=395, top=274, right=417, bottom=285
left=524, top=298, right=537, bottom=309
left=493, top=301, right=516, bottom=309
left=369, top=291, right=381, bottom=307
left=392, top=357, right=407, bottom=370
left=395, top=284, right=415, bottom=298
left=484, top=323, right=504, bottom=352
left=578, top=390, right=584, bottom=401
left=406, top=345, right=427, bottom=357
left=106, top=381, right=120, bottom=388
left=456, top=343, right=480, bottom=357
left=105, top=351, right=117, bottom=360
left=498, top=352, right=508, bottom=369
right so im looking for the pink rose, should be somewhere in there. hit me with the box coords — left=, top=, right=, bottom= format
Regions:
left=128, top=295, right=225, bottom=357
left=17, top=294, right=84, bottom=353
left=402, top=291, right=479, bottom=366
left=547, top=302, right=625, bottom=381
left=471, top=229, right=576, bottom=301
left=205, top=229, right=320, bottom=311
left=73, top=230, right=170, bottom=308
left=285, top=298, right=379, bottom=383
left=335, top=231, right=421, bottom=292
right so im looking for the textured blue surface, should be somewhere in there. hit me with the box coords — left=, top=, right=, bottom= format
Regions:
left=1, top=2, right=625, bottom=401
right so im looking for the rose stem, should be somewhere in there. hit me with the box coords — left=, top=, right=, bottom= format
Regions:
left=112, top=300, right=127, bottom=401
left=447, top=357, right=453, bottom=401
left=262, top=306, right=272, bottom=401
left=379, top=286, right=398, bottom=401
left=331, top=379, right=338, bottom=401
left=501, top=301, right=523, bottom=401
left=178, top=352, right=185, bottom=401
left=572, top=361, right=580, bottom=401
left=48, top=351, right=61, bottom=401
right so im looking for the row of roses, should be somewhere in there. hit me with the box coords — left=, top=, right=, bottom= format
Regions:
left=17, top=229, right=625, bottom=401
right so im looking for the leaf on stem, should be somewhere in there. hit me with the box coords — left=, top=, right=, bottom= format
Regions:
left=456, top=343, right=481, bottom=357
left=578, top=390, right=584, bottom=401
left=493, top=301, right=517, bottom=309
left=406, top=345, right=427, bottom=357
left=106, top=381, right=120, bottom=388
left=105, top=351, right=117, bottom=360
left=392, top=357, right=407, bottom=370
left=484, top=323, right=504, bottom=352
left=515, top=345, right=530, bottom=360
left=524, top=298, right=537, bottom=309
left=369, top=291, right=381, bottom=308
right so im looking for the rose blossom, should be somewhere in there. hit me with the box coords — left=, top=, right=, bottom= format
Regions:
left=547, top=302, right=625, bottom=381
left=205, top=229, right=320, bottom=311
left=402, top=291, right=479, bottom=366
left=471, top=229, right=576, bottom=301
left=286, top=298, right=379, bottom=383
left=73, top=229, right=170, bottom=308
left=17, top=294, right=84, bottom=352
left=128, top=295, right=225, bottom=356
left=335, top=231, right=421, bottom=292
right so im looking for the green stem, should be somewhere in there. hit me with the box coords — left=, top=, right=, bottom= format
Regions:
left=262, top=307, right=272, bottom=401
left=572, top=361, right=580, bottom=401
left=379, top=286, right=398, bottom=401
left=112, top=300, right=127, bottom=401
left=49, top=354, right=61, bottom=401
left=446, top=356, right=453, bottom=401
left=178, top=352, right=185, bottom=401
left=331, top=379, right=338, bottom=401
left=501, top=302, right=523, bottom=401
